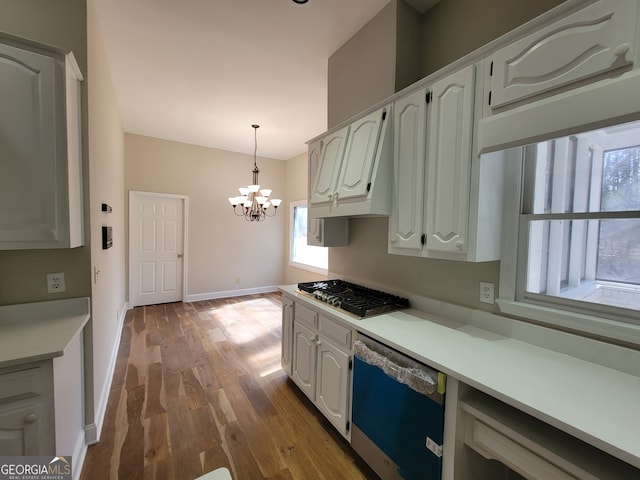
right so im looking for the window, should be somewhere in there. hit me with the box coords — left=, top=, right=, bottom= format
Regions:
left=513, top=121, right=640, bottom=327
left=289, top=200, right=328, bottom=273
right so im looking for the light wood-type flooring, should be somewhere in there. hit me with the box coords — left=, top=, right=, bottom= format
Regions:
left=80, top=293, right=378, bottom=480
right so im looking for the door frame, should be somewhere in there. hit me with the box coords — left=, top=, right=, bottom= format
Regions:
left=128, top=191, right=189, bottom=307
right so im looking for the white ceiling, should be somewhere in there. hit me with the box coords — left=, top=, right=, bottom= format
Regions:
left=92, top=0, right=399, bottom=160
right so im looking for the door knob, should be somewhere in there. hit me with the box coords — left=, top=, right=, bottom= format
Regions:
left=177, top=253, right=183, bottom=258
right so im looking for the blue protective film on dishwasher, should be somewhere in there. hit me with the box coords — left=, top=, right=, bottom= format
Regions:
left=352, top=356, right=444, bottom=480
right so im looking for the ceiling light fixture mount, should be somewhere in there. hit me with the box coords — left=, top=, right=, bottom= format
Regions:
left=228, top=125, right=282, bottom=222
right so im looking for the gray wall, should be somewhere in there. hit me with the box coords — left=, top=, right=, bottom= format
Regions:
left=327, top=2, right=397, bottom=128
left=327, top=0, right=563, bottom=309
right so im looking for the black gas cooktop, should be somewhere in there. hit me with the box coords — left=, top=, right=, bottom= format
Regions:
left=297, top=279, right=409, bottom=318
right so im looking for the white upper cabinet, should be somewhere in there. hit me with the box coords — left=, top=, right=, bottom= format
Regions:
left=424, top=65, right=475, bottom=255
left=490, top=0, right=638, bottom=110
left=0, top=35, right=83, bottom=249
left=389, top=63, right=504, bottom=261
left=310, top=127, right=349, bottom=206
left=308, top=104, right=392, bottom=218
left=388, top=88, right=427, bottom=253
left=307, top=139, right=349, bottom=247
left=334, top=108, right=387, bottom=202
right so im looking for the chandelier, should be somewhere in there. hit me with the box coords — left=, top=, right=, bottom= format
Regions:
left=228, top=124, right=282, bottom=221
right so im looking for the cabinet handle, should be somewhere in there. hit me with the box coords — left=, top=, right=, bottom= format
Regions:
left=24, top=413, right=38, bottom=424
left=614, top=43, right=630, bottom=58
left=456, top=241, right=464, bottom=251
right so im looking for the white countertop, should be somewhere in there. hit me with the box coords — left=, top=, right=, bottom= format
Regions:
left=280, top=285, right=640, bottom=469
left=0, top=297, right=90, bottom=368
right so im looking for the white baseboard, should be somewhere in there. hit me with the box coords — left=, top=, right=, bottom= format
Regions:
left=84, top=301, right=129, bottom=445
left=72, top=430, right=88, bottom=480
left=185, top=285, right=278, bottom=302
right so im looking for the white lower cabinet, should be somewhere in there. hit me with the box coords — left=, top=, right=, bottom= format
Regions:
left=292, top=320, right=318, bottom=400
left=443, top=379, right=640, bottom=480
left=0, top=363, right=55, bottom=456
left=284, top=295, right=353, bottom=439
left=281, top=296, right=294, bottom=375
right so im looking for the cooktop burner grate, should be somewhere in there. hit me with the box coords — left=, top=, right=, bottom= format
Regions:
left=297, top=280, right=409, bottom=317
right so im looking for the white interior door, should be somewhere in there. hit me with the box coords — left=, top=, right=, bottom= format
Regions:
left=130, top=191, right=187, bottom=307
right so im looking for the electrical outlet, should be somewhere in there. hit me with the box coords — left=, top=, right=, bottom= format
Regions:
left=479, top=282, right=494, bottom=304
left=235, top=276, right=241, bottom=284
left=47, top=272, right=66, bottom=293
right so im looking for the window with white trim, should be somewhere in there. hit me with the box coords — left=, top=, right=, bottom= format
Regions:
left=514, top=121, right=640, bottom=324
left=289, top=200, right=328, bottom=274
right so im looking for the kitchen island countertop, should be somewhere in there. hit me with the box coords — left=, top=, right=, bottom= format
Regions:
left=280, top=284, right=640, bottom=470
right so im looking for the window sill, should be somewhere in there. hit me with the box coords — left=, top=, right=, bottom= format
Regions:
left=289, top=261, right=328, bottom=276
left=496, top=299, right=640, bottom=347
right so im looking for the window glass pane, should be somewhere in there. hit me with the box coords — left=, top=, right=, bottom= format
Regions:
left=525, top=219, right=640, bottom=312
left=516, top=120, right=640, bottom=323
left=601, top=146, right=640, bottom=212
left=597, top=219, right=640, bottom=284
left=291, top=205, right=327, bottom=270
left=524, top=138, right=598, bottom=214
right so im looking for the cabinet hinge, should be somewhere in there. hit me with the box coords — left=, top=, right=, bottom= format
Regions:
left=421, top=233, right=426, bottom=246
left=382, top=110, right=387, bottom=121
left=348, top=358, right=353, bottom=370
left=426, top=91, right=432, bottom=104
left=490, top=60, right=493, bottom=76
left=346, top=420, right=351, bottom=432
left=488, top=90, right=492, bottom=106
left=366, top=182, right=371, bottom=192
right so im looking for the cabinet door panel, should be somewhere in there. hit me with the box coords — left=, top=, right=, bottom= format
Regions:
left=491, top=0, right=637, bottom=109
left=316, top=341, right=350, bottom=436
left=0, top=43, right=58, bottom=243
left=0, top=401, right=47, bottom=455
left=426, top=65, right=475, bottom=254
left=389, top=89, right=427, bottom=252
left=310, top=127, right=349, bottom=205
left=281, top=297, right=294, bottom=375
left=335, top=107, right=386, bottom=201
left=307, top=140, right=324, bottom=244
left=292, top=322, right=317, bottom=400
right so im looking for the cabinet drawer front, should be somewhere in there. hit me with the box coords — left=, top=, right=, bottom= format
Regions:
left=0, top=368, right=42, bottom=401
left=319, top=315, right=352, bottom=350
left=295, top=303, right=318, bottom=328
left=491, top=0, right=637, bottom=110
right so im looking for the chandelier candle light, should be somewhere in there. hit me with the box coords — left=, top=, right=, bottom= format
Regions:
left=228, top=124, right=282, bottom=221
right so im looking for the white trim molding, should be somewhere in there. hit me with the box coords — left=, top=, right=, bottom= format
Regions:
left=497, top=299, right=640, bottom=348
left=185, top=285, right=279, bottom=303
left=84, top=300, right=128, bottom=445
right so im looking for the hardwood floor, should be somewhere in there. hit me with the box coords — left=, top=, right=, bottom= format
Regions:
left=80, top=293, right=378, bottom=480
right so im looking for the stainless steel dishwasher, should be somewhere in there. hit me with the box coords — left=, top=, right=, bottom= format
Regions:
left=352, top=334, right=446, bottom=480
